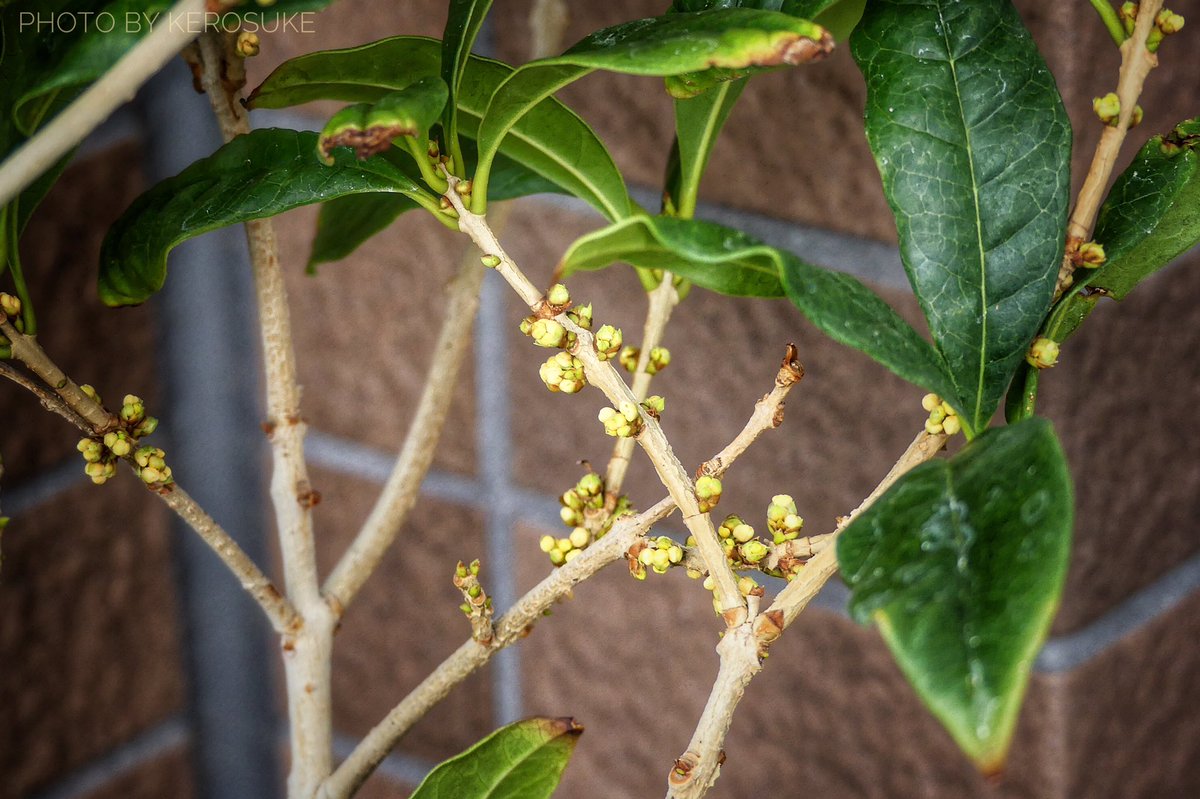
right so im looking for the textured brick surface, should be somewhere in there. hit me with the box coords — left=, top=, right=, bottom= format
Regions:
left=0, top=479, right=186, bottom=799
left=307, top=468, right=493, bottom=765
left=0, top=144, right=156, bottom=484
left=277, top=207, right=478, bottom=475
left=80, top=746, right=195, bottom=799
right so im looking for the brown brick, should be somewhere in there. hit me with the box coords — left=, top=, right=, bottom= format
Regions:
left=80, top=746, right=195, bottom=799
left=277, top=207, right=477, bottom=475
left=306, top=467, right=493, bottom=765
left=0, top=479, right=186, bottom=798
left=1, top=143, right=155, bottom=484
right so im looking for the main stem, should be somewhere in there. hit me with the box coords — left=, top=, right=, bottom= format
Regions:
left=193, top=33, right=330, bottom=796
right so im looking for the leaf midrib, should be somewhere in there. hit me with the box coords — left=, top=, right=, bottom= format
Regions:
left=934, top=0, right=988, bottom=429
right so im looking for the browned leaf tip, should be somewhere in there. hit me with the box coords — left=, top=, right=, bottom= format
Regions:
left=780, top=29, right=836, bottom=64
left=319, top=125, right=416, bottom=161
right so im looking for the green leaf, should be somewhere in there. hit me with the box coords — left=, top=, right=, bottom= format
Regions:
left=247, top=36, right=632, bottom=221
left=99, top=128, right=432, bottom=306
left=671, top=79, right=747, bottom=216
left=409, top=717, right=583, bottom=799
left=837, top=417, right=1072, bottom=773
left=559, top=214, right=960, bottom=406
left=851, top=0, right=1072, bottom=431
left=1089, top=118, right=1200, bottom=299
left=472, top=8, right=833, bottom=209
left=441, top=0, right=494, bottom=171
left=316, top=77, right=447, bottom=163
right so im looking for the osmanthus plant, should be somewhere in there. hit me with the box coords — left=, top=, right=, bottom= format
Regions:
left=0, top=0, right=1196, bottom=796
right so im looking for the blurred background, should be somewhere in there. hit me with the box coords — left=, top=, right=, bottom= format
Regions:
left=2, top=1, right=1199, bottom=797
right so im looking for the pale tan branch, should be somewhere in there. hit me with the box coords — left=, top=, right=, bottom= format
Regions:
left=1057, top=0, right=1163, bottom=294
left=0, top=361, right=92, bottom=430
left=667, top=430, right=948, bottom=799
left=320, top=355, right=796, bottom=798
left=323, top=252, right=484, bottom=611
left=0, top=0, right=213, bottom=207
left=446, top=186, right=747, bottom=622
left=0, top=318, right=297, bottom=632
left=606, top=275, right=680, bottom=495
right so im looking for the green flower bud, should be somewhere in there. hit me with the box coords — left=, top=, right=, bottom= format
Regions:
left=569, top=527, right=590, bottom=549
left=638, top=548, right=655, bottom=566
left=641, top=395, right=665, bottom=415
left=1119, top=1, right=1137, bottom=35
left=539, top=352, right=586, bottom=393
left=0, top=293, right=21, bottom=318
left=456, top=179, right=474, bottom=196
left=556, top=538, right=572, bottom=553
left=236, top=31, right=260, bottom=57
left=594, top=324, right=623, bottom=361
left=647, top=346, right=671, bottom=375
left=120, top=394, right=146, bottom=424
left=77, top=438, right=105, bottom=463
left=568, top=303, right=593, bottom=330
left=530, top=318, right=567, bottom=348
left=599, top=404, right=642, bottom=438
left=737, top=576, right=758, bottom=597
left=564, top=548, right=580, bottom=563
left=1093, top=93, right=1120, bottom=126
left=667, top=545, right=684, bottom=564
left=561, top=489, right=584, bottom=511
left=140, top=466, right=162, bottom=484
left=695, top=475, right=722, bottom=513
left=539, top=535, right=556, bottom=553
left=1157, top=9, right=1185, bottom=34
left=560, top=505, right=582, bottom=526
left=740, top=539, right=769, bottom=564
left=80, top=384, right=102, bottom=405
left=577, top=473, right=603, bottom=496
left=618, top=346, right=640, bottom=373
left=732, top=523, right=755, bottom=543
left=942, top=415, right=962, bottom=436
left=549, top=548, right=565, bottom=565
left=921, top=393, right=942, bottom=412
left=481, top=254, right=502, bottom=268
left=651, top=549, right=671, bottom=574
left=702, top=575, right=715, bottom=591
left=104, top=431, right=133, bottom=458
left=546, top=283, right=570, bottom=307
left=133, top=416, right=159, bottom=438
left=1026, top=337, right=1060, bottom=369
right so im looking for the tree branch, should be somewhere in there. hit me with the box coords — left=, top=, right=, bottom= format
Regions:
left=318, top=354, right=800, bottom=799
left=0, top=317, right=297, bottom=632
left=1056, top=0, right=1163, bottom=295
left=323, top=248, right=485, bottom=612
left=605, top=275, right=679, bottom=496
left=0, top=0, right=211, bottom=208
left=445, top=186, right=749, bottom=623
left=666, top=430, right=948, bottom=799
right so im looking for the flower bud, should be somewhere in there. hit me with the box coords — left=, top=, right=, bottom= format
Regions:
left=1026, top=337, right=1060, bottom=369
left=1156, top=9, right=1185, bottom=35
left=921, top=393, right=941, bottom=412
left=77, top=438, right=104, bottom=463
left=1093, top=93, right=1120, bottom=126
left=539, top=352, right=586, bottom=393
left=0, top=293, right=21, bottom=318
left=695, top=475, right=722, bottom=513
left=577, top=473, right=603, bottom=496
left=740, top=539, right=769, bottom=564
left=133, top=416, right=159, bottom=438
left=530, top=318, right=566, bottom=348
left=568, top=303, right=593, bottom=330
left=481, top=254, right=502, bottom=268
left=80, top=384, right=102, bottom=405
left=120, top=395, right=146, bottom=424
left=569, top=527, right=590, bottom=549
left=546, top=283, right=570, bottom=307
left=1077, top=241, right=1106, bottom=267
left=599, top=404, right=642, bottom=438
left=640, top=395, right=665, bottom=415
left=618, top=346, right=640, bottom=373
left=651, top=549, right=671, bottom=574
left=594, top=324, right=623, bottom=361
left=539, top=535, right=556, bottom=553
left=942, top=415, right=962, bottom=436
left=647, top=346, right=671, bottom=375
left=236, top=31, right=260, bottom=57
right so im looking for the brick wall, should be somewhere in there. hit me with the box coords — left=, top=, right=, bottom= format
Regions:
left=3, top=1, right=1198, bottom=797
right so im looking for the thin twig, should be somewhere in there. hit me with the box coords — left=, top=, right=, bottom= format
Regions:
left=605, top=275, right=679, bottom=496
left=445, top=185, right=748, bottom=623
left=666, top=430, right=947, bottom=799
left=0, top=319, right=297, bottom=632
left=0, top=361, right=93, bottom=430
left=320, top=356, right=798, bottom=798
left=1056, top=0, right=1163, bottom=295
left=0, top=0, right=211, bottom=207
left=324, top=248, right=485, bottom=611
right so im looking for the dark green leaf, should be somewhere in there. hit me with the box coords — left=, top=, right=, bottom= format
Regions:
left=851, top=0, right=1072, bottom=431
left=670, top=79, right=746, bottom=216
left=838, top=417, right=1072, bottom=772
left=99, top=128, right=432, bottom=306
left=560, top=214, right=960, bottom=405
left=473, top=8, right=832, bottom=207
left=316, top=77, right=447, bottom=163
left=409, top=717, right=583, bottom=799
left=1089, top=118, right=1200, bottom=299
left=247, top=36, right=632, bottom=221
left=441, top=0, right=494, bottom=170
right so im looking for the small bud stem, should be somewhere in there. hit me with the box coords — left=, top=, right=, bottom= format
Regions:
left=404, top=135, right=450, bottom=194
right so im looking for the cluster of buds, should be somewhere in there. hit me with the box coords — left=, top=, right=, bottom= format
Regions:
left=559, top=472, right=604, bottom=528
left=1026, top=337, right=1060, bottom=370
left=77, top=438, right=118, bottom=485
left=714, top=515, right=769, bottom=566
left=698, top=572, right=762, bottom=615
left=599, top=401, right=643, bottom=438
left=630, top=535, right=685, bottom=579
left=568, top=303, right=592, bottom=330
left=617, top=345, right=671, bottom=375
left=1092, top=93, right=1142, bottom=128
left=1120, top=3, right=1186, bottom=50
left=134, top=446, right=173, bottom=487
left=1074, top=241, right=1106, bottom=268
left=453, top=559, right=494, bottom=644
left=766, top=494, right=804, bottom=544
left=523, top=317, right=567, bottom=348
left=921, top=393, right=962, bottom=436
left=120, top=394, right=159, bottom=437
left=0, top=292, right=21, bottom=319
left=540, top=526, right=592, bottom=565
left=594, top=324, right=622, bottom=361
left=539, top=352, right=586, bottom=393
left=694, top=474, right=723, bottom=513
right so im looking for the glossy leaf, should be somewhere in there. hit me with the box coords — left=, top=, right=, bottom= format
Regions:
left=409, top=717, right=582, bottom=799
left=247, top=36, right=632, bottom=221
left=560, top=215, right=960, bottom=405
left=308, top=145, right=562, bottom=270
left=441, top=0, right=495, bottom=168
left=670, top=79, right=746, bottom=215
left=316, top=77, right=447, bottom=163
left=851, top=0, right=1071, bottom=431
left=838, top=417, right=1072, bottom=773
left=472, top=8, right=832, bottom=208
left=99, top=128, right=432, bottom=306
